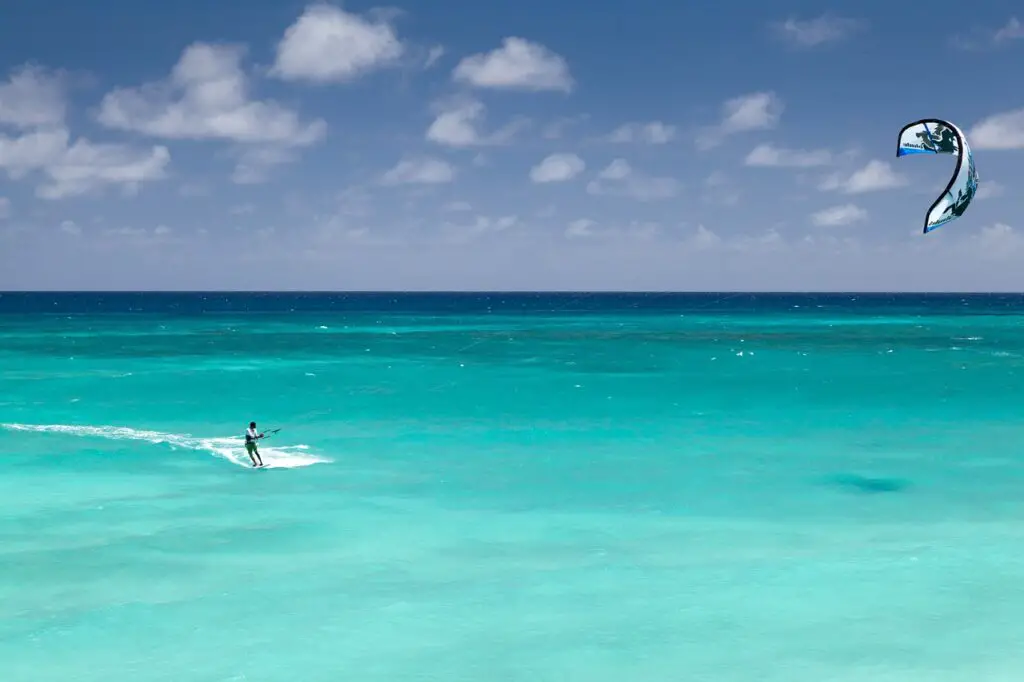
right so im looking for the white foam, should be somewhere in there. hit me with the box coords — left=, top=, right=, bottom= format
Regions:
left=1, top=423, right=328, bottom=469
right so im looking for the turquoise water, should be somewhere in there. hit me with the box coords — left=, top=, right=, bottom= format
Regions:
left=3, top=292, right=1024, bottom=681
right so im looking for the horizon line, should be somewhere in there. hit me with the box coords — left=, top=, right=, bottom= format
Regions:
left=3, top=290, right=1024, bottom=296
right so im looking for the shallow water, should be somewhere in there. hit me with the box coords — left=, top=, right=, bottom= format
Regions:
left=3, top=292, right=1024, bottom=681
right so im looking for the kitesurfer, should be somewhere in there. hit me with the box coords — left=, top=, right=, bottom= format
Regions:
left=245, top=421, right=265, bottom=467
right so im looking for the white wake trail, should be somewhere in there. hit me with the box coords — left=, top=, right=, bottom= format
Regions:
left=1, top=423, right=328, bottom=469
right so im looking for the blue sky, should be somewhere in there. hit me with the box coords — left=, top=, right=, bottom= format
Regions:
left=0, top=0, right=1022, bottom=290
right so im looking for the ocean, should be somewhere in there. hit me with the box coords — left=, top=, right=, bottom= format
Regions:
left=3, top=292, right=1024, bottom=681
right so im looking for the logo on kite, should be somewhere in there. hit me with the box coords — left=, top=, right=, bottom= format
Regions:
left=896, top=119, right=978, bottom=234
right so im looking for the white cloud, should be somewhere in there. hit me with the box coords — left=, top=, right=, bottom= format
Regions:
left=39, top=138, right=170, bottom=199
left=843, top=161, right=906, bottom=193
left=690, top=225, right=722, bottom=249
left=688, top=224, right=720, bottom=248
left=977, top=223, right=1024, bottom=258
left=607, top=121, right=676, bottom=144
left=270, top=3, right=405, bottom=83
left=722, top=93, right=781, bottom=131
left=811, top=203, right=867, bottom=227
left=0, top=197, right=8, bottom=219
left=530, top=153, right=585, bottom=182
left=598, top=159, right=631, bottom=180
left=994, top=17, right=1024, bottom=43
left=745, top=143, right=832, bottom=167
left=0, top=65, right=65, bottom=129
left=0, top=67, right=135, bottom=200
left=452, top=37, right=573, bottom=92
left=0, top=127, right=170, bottom=199
left=976, top=181, right=1004, bottom=200
left=441, top=214, right=518, bottom=243
left=443, top=200, right=472, bottom=212
left=97, top=43, right=325, bottom=184
left=566, top=218, right=596, bottom=238
left=563, top=218, right=661, bottom=241
left=425, top=99, right=481, bottom=146
left=381, top=157, right=455, bottom=185
left=586, top=159, right=679, bottom=201
left=98, top=225, right=178, bottom=244
left=770, top=15, right=864, bottom=47
left=59, top=219, right=80, bottom=235
left=0, top=128, right=68, bottom=178
left=98, top=43, right=326, bottom=146
left=424, top=46, right=446, bottom=68
left=697, top=92, right=782, bottom=149
left=821, top=160, right=906, bottom=194
left=969, top=109, right=1024, bottom=149
left=425, top=97, right=523, bottom=147
left=231, top=146, right=298, bottom=184
left=953, top=18, right=1024, bottom=49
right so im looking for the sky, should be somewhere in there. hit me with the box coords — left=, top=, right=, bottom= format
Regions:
left=0, top=0, right=1023, bottom=291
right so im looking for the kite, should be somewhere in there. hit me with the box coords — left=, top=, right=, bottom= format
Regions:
left=896, top=119, right=978, bottom=233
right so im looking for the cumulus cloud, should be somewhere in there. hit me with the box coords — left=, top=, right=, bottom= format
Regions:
left=994, top=17, right=1024, bottom=42
left=0, top=67, right=170, bottom=199
left=969, top=109, right=1024, bottom=149
left=0, top=65, right=65, bottom=129
left=607, top=121, right=676, bottom=144
left=424, top=46, right=446, bottom=68
left=976, top=222, right=1024, bottom=259
left=690, top=225, right=723, bottom=249
left=953, top=17, right=1024, bottom=50
left=745, top=143, right=832, bottom=167
left=380, top=157, right=455, bottom=185
left=452, top=37, right=573, bottom=91
left=770, top=15, right=865, bottom=47
left=811, top=203, right=867, bottom=227
left=820, top=160, right=906, bottom=193
left=97, top=43, right=324, bottom=182
left=270, top=3, right=405, bottom=83
left=425, top=97, right=524, bottom=147
left=440, top=214, right=518, bottom=243
left=37, top=137, right=170, bottom=199
left=697, top=92, right=782, bottom=149
left=98, top=43, right=325, bottom=145
left=586, top=159, right=679, bottom=201
left=59, top=219, right=80, bottom=235
left=562, top=217, right=663, bottom=241
left=530, top=153, right=585, bottom=182
left=231, top=146, right=300, bottom=185
left=565, top=218, right=596, bottom=238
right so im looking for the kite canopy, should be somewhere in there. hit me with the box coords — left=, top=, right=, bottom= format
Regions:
left=896, top=119, right=978, bottom=233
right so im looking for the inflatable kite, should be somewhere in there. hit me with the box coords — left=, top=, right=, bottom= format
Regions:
left=896, top=119, right=978, bottom=233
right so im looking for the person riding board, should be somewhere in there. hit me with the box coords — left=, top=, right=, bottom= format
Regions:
left=245, top=421, right=265, bottom=467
